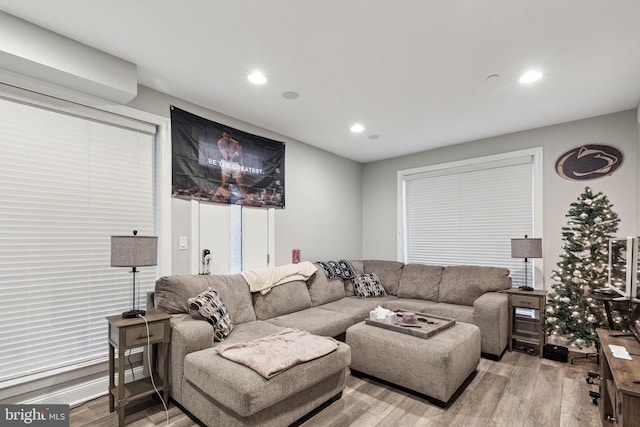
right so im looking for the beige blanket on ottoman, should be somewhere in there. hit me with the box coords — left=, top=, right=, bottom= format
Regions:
left=214, top=328, right=338, bottom=379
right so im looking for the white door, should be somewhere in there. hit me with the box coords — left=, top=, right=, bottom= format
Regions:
left=242, top=207, right=269, bottom=270
left=199, top=202, right=231, bottom=274
left=186, top=202, right=273, bottom=274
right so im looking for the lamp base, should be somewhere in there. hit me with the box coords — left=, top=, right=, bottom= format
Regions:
left=519, top=286, right=534, bottom=292
left=122, top=309, right=146, bottom=319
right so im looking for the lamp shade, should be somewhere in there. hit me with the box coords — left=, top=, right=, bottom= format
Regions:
left=511, top=237, right=542, bottom=259
left=111, top=235, right=158, bottom=267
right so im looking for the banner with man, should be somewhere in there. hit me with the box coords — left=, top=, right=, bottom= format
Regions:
left=171, top=106, right=285, bottom=208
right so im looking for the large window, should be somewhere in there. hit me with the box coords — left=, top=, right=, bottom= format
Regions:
left=398, top=148, right=543, bottom=288
left=0, top=92, right=157, bottom=383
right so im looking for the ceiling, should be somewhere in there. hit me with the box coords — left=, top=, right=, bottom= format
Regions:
left=1, top=1, right=639, bottom=163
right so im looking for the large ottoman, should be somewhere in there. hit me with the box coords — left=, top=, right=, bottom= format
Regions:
left=181, top=341, right=351, bottom=427
left=346, top=321, right=480, bottom=406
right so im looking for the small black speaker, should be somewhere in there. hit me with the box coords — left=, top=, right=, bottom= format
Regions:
left=543, top=344, right=568, bottom=362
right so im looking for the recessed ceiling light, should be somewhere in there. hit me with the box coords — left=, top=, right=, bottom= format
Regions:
left=350, top=123, right=364, bottom=133
left=247, top=71, right=267, bottom=85
left=519, top=70, right=543, bottom=84
left=282, top=91, right=299, bottom=99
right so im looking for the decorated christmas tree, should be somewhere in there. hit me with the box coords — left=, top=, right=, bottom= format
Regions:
left=544, top=186, right=630, bottom=348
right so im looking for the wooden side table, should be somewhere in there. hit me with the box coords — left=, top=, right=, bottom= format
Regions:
left=107, top=309, right=171, bottom=427
left=503, top=288, right=547, bottom=357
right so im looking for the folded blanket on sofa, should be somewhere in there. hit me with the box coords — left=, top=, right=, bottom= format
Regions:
left=214, top=328, right=338, bottom=379
left=240, top=261, right=318, bottom=294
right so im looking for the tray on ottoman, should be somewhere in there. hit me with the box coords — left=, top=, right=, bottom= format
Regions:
left=365, top=312, right=455, bottom=339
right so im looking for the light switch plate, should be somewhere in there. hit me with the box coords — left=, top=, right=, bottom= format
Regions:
left=179, top=236, right=188, bottom=250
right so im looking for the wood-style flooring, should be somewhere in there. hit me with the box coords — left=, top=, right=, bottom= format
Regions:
left=70, top=350, right=606, bottom=427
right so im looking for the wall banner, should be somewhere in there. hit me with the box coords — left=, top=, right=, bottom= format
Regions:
left=171, top=106, right=285, bottom=208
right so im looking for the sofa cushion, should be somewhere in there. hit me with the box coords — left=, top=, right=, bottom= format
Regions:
left=381, top=299, right=475, bottom=324
left=317, top=295, right=399, bottom=323
left=397, top=264, right=443, bottom=301
left=252, top=280, right=312, bottom=320
left=155, top=274, right=256, bottom=324
left=307, top=265, right=346, bottom=307
left=419, top=301, right=475, bottom=324
left=353, top=273, right=387, bottom=298
left=381, top=298, right=440, bottom=315
left=364, top=260, right=404, bottom=295
left=187, top=287, right=234, bottom=342
left=438, top=266, right=511, bottom=306
left=266, top=307, right=354, bottom=337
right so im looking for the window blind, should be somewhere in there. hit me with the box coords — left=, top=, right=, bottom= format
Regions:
left=0, top=97, right=156, bottom=382
left=402, top=155, right=534, bottom=287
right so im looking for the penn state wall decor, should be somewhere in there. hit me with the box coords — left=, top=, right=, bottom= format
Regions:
left=555, top=144, right=623, bottom=181
left=171, top=106, right=285, bottom=208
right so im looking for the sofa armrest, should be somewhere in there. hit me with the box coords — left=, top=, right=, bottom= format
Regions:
left=167, top=314, right=216, bottom=402
left=473, top=292, right=509, bottom=358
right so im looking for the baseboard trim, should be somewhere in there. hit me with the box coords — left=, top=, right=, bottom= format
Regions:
left=21, top=366, right=145, bottom=408
left=2, top=352, right=145, bottom=408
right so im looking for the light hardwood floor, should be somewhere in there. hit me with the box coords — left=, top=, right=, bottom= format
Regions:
left=70, top=351, right=606, bottom=427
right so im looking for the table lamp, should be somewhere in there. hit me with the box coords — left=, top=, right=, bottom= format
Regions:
left=511, top=235, right=542, bottom=291
left=111, top=230, right=158, bottom=318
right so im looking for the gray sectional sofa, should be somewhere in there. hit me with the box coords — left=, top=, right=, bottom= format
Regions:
left=150, top=259, right=512, bottom=426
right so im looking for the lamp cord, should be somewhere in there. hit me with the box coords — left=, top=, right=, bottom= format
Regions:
left=127, top=350, right=135, bottom=381
left=139, top=314, right=169, bottom=426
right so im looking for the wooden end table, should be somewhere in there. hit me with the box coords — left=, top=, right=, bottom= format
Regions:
left=107, top=309, right=171, bottom=427
left=502, top=288, right=547, bottom=357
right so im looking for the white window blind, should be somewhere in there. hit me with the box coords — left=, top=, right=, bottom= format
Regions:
left=402, top=155, right=535, bottom=287
left=0, top=97, right=156, bottom=382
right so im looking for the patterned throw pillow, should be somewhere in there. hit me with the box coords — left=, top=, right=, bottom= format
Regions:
left=188, top=287, right=234, bottom=341
left=316, top=261, right=335, bottom=278
left=326, top=260, right=344, bottom=278
left=353, top=273, right=387, bottom=298
left=338, top=259, right=357, bottom=279
left=317, top=260, right=357, bottom=279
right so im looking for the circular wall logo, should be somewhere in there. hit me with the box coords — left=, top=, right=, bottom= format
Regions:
left=555, top=144, right=623, bottom=181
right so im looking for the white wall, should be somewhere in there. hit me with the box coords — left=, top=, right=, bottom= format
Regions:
left=362, top=110, right=639, bottom=290
left=128, top=85, right=363, bottom=269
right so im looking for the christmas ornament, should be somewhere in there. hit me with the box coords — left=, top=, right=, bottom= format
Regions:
left=572, top=311, right=580, bottom=318
left=562, top=297, right=571, bottom=304
left=587, top=315, right=595, bottom=323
